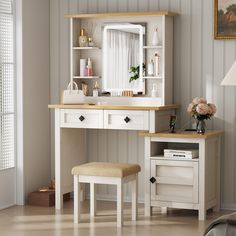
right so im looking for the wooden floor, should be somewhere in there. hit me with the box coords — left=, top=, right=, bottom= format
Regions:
left=0, top=200, right=232, bottom=236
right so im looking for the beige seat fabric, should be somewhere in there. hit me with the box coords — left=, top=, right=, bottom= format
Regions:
left=72, top=162, right=141, bottom=178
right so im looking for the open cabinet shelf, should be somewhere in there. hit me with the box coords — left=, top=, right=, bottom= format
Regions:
left=67, top=12, right=174, bottom=103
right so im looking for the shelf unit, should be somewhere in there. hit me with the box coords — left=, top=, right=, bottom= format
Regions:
left=66, top=11, right=175, bottom=103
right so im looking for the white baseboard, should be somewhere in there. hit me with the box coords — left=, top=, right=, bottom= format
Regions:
left=221, top=204, right=236, bottom=211
left=0, top=204, right=16, bottom=210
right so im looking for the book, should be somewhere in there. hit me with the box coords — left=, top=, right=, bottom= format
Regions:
left=164, top=149, right=199, bottom=159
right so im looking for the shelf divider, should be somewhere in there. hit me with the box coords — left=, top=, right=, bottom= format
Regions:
left=73, top=76, right=101, bottom=79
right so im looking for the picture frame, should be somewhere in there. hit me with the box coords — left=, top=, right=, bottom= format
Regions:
left=214, top=0, right=236, bottom=39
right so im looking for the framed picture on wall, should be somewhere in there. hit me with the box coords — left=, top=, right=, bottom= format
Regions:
left=214, top=0, right=236, bottom=39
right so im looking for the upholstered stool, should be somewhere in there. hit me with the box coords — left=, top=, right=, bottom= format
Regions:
left=72, top=162, right=141, bottom=227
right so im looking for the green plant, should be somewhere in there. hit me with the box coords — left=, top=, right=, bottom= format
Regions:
left=129, top=63, right=145, bottom=83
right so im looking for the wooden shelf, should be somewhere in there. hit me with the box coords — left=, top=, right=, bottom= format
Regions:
left=72, top=47, right=101, bottom=50
left=150, top=155, right=199, bottom=162
left=143, top=45, right=162, bottom=49
left=143, top=76, right=162, bottom=79
left=140, top=130, right=224, bottom=139
left=73, top=76, right=101, bottom=79
left=65, top=11, right=178, bottom=19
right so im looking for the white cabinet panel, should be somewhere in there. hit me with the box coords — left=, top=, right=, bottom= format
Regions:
left=104, top=110, right=149, bottom=131
left=60, top=109, right=104, bottom=128
left=150, top=159, right=199, bottom=204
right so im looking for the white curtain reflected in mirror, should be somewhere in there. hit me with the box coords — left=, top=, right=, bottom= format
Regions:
left=106, top=29, right=139, bottom=90
left=103, top=24, right=145, bottom=94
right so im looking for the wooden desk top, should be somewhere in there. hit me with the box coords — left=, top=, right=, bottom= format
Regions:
left=48, top=104, right=179, bottom=111
left=140, top=130, right=224, bottom=139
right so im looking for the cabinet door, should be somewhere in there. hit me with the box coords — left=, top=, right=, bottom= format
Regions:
left=150, top=160, right=199, bottom=204
left=104, top=110, right=149, bottom=130
left=60, top=109, right=104, bottom=128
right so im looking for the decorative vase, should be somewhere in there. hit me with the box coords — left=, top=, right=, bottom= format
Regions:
left=196, top=119, right=206, bottom=134
left=152, top=28, right=160, bottom=46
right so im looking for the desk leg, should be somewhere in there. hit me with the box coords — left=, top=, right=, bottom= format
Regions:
left=199, top=140, right=206, bottom=221
left=144, top=137, right=151, bottom=216
left=213, top=136, right=221, bottom=212
left=55, top=109, right=63, bottom=210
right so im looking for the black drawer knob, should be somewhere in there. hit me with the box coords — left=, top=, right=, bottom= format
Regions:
left=79, top=115, right=85, bottom=122
left=124, top=116, right=131, bottom=123
left=150, top=177, right=156, bottom=183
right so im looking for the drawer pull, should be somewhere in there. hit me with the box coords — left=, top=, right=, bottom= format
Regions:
left=124, top=116, right=131, bottom=123
left=79, top=115, right=85, bottom=122
left=150, top=177, right=156, bottom=183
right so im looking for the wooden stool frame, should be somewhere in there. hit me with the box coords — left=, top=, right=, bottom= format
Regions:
left=73, top=173, right=138, bottom=227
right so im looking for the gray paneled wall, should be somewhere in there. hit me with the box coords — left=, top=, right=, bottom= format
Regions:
left=50, top=0, right=236, bottom=209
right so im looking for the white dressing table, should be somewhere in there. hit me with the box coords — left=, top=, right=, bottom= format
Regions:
left=49, top=103, right=178, bottom=209
left=50, top=10, right=178, bottom=210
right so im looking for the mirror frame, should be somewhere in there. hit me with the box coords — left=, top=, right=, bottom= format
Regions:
left=102, top=24, right=145, bottom=94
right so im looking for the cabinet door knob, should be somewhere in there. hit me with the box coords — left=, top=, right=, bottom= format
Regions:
left=124, top=116, right=131, bottom=123
left=79, top=115, right=85, bottom=122
left=150, top=177, right=156, bottom=183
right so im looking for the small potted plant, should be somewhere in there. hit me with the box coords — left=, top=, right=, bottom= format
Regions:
left=187, top=97, right=217, bottom=134
left=129, top=63, right=146, bottom=83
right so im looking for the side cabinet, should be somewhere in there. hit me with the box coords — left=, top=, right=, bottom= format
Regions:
left=142, top=131, right=223, bottom=221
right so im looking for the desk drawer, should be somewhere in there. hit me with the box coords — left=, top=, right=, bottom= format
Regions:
left=60, top=109, right=103, bottom=128
left=104, top=110, right=149, bottom=130
left=150, top=160, right=199, bottom=204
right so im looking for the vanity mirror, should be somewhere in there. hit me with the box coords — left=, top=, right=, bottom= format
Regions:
left=102, top=24, right=145, bottom=94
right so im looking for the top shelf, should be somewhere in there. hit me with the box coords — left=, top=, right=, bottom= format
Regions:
left=65, top=11, right=178, bottom=19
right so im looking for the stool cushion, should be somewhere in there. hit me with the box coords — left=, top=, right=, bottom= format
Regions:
left=72, top=162, right=141, bottom=178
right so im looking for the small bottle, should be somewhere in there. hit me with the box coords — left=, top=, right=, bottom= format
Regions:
left=80, top=59, right=86, bottom=76
left=93, top=81, right=99, bottom=97
left=82, top=82, right=89, bottom=96
left=147, top=59, right=154, bottom=76
left=86, top=58, right=93, bottom=76
left=151, top=83, right=158, bottom=97
left=154, top=52, right=160, bottom=76
left=79, top=28, right=88, bottom=47
left=152, top=27, right=160, bottom=46
left=88, top=37, right=94, bottom=47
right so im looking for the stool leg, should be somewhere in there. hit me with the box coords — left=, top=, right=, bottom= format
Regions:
left=117, top=179, right=123, bottom=227
left=74, top=175, right=80, bottom=223
left=131, top=174, right=138, bottom=221
left=90, top=183, right=96, bottom=218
